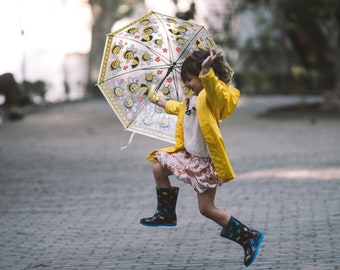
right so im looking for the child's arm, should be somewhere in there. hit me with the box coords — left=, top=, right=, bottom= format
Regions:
left=200, top=69, right=240, bottom=120
left=149, top=84, right=182, bottom=115
left=153, top=97, right=167, bottom=108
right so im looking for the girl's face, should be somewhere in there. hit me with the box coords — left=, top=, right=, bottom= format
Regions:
left=184, top=73, right=203, bottom=95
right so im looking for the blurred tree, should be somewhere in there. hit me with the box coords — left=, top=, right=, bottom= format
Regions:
left=234, top=0, right=340, bottom=109
left=87, top=0, right=143, bottom=95
left=174, top=0, right=196, bottom=20
left=281, top=0, right=340, bottom=109
left=279, top=1, right=338, bottom=87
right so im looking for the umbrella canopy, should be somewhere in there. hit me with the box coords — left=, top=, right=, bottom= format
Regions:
left=97, top=11, right=217, bottom=143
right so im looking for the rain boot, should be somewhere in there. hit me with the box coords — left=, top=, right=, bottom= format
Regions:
left=140, top=186, right=179, bottom=226
left=220, top=216, right=264, bottom=267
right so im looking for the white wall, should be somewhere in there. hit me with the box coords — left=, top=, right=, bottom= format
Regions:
left=0, top=0, right=92, bottom=102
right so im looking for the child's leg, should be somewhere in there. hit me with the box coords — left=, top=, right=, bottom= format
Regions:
left=197, top=187, right=264, bottom=267
left=140, top=162, right=179, bottom=226
left=153, top=161, right=172, bottom=188
left=196, top=187, right=231, bottom=227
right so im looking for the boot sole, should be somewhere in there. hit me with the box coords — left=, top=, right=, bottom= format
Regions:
left=139, top=221, right=177, bottom=227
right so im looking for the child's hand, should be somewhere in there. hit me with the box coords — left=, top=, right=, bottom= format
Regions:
left=201, top=50, right=222, bottom=76
left=149, top=84, right=160, bottom=103
left=149, top=84, right=167, bottom=108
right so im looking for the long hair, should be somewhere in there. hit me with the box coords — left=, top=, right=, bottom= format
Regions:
left=181, top=50, right=233, bottom=84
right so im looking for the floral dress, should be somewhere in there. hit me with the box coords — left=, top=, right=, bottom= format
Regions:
left=154, top=94, right=222, bottom=193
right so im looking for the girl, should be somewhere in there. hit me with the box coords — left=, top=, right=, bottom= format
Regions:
left=140, top=50, right=264, bottom=267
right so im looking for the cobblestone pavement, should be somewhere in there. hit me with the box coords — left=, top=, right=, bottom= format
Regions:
left=0, top=96, right=339, bottom=270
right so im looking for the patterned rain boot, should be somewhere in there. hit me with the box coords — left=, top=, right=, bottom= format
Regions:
left=220, top=216, right=264, bottom=267
left=140, top=186, right=179, bottom=227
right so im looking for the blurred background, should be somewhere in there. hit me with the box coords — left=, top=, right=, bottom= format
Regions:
left=0, top=0, right=339, bottom=110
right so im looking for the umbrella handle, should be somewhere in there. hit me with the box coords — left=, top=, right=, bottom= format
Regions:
left=149, top=84, right=160, bottom=103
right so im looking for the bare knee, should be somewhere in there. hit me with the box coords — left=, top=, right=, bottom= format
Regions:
left=153, top=162, right=172, bottom=188
left=199, top=204, right=214, bottom=219
left=153, top=162, right=169, bottom=176
left=197, top=189, right=216, bottom=218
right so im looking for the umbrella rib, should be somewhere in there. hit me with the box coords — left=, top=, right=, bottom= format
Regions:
left=154, top=13, right=176, bottom=64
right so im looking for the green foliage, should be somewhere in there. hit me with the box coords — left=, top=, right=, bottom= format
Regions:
left=234, top=70, right=334, bottom=94
left=230, top=0, right=339, bottom=93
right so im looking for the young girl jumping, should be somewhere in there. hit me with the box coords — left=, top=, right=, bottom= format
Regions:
left=140, top=50, right=264, bottom=267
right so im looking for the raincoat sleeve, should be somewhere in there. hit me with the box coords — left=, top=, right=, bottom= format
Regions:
left=165, top=100, right=182, bottom=116
left=199, top=68, right=240, bottom=119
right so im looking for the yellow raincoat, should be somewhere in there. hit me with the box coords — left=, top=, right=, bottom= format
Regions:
left=147, top=68, right=240, bottom=182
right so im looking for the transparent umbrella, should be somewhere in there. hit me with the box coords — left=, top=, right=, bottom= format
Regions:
left=97, top=11, right=217, bottom=143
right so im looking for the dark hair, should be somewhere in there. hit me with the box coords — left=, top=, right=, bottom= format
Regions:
left=181, top=50, right=233, bottom=84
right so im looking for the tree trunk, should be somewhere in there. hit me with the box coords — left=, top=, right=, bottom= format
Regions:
left=284, top=12, right=335, bottom=90
left=322, top=15, right=340, bottom=112
left=87, top=0, right=119, bottom=94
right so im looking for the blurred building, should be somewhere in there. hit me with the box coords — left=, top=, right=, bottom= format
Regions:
left=0, top=0, right=92, bottom=102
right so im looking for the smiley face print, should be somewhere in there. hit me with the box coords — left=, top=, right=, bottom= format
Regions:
left=124, top=50, right=134, bottom=61
left=141, top=25, right=159, bottom=42
left=111, top=58, right=121, bottom=70
left=142, top=53, right=151, bottom=61
left=154, top=39, right=163, bottom=47
left=159, top=117, right=169, bottom=128
left=176, top=37, right=185, bottom=45
left=177, top=26, right=188, bottom=34
left=127, top=27, right=138, bottom=35
left=124, top=97, right=134, bottom=108
left=112, top=45, right=121, bottom=55
left=145, top=73, right=154, bottom=83
left=140, top=19, right=151, bottom=26
left=166, top=18, right=178, bottom=25
left=143, top=27, right=154, bottom=36
left=114, top=87, right=123, bottom=97
left=128, top=83, right=139, bottom=93
left=162, top=86, right=170, bottom=95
